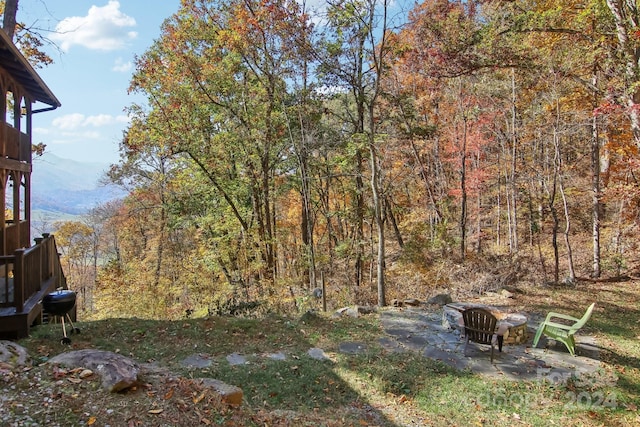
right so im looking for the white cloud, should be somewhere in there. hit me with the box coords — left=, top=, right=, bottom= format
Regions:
left=52, top=113, right=86, bottom=130
left=51, top=1, right=137, bottom=52
left=112, top=57, right=132, bottom=72
left=84, top=114, right=116, bottom=127
left=52, top=113, right=129, bottom=130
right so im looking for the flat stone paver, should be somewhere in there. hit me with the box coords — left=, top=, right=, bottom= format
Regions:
left=265, top=351, right=287, bottom=361
left=226, top=352, right=248, bottom=365
left=339, top=342, right=368, bottom=354
left=308, top=347, right=330, bottom=360
left=378, top=337, right=404, bottom=353
left=181, top=353, right=213, bottom=369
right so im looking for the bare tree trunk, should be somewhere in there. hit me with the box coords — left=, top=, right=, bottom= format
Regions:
left=550, top=193, right=560, bottom=284
left=559, top=175, right=575, bottom=283
left=552, top=92, right=576, bottom=284
left=355, top=151, right=364, bottom=288
left=385, top=197, right=404, bottom=248
left=300, top=150, right=316, bottom=289
left=409, top=136, right=443, bottom=221
left=2, top=0, right=19, bottom=40
left=509, top=69, right=519, bottom=253
left=293, top=107, right=316, bottom=289
left=474, top=149, right=482, bottom=254
left=496, top=155, right=502, bottom=249
left=369, top=0, right=390, bottom=307
left=459, top=115, right=468, bottom=260
left=546, top=126, right=560, bottom=284
left=605, top=0, right=640, bottom=146
left=370, top=142, right=386, bottom=306
left=591, top=74, right=602, bottom=278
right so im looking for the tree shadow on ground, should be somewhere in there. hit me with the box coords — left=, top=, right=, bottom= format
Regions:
left=20, top=314, right=405, bottom=426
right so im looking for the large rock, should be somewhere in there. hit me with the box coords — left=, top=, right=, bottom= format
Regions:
left=190, top=378, right=243, bottom=405
left=0, top=340, right=30, bottom=368
left=428, top=293, right=453, bottom=306
left=48, top=349, right=139, bottom=392
left=333, top=305, right=376, bottom=318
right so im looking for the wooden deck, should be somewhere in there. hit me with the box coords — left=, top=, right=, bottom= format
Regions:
left=0, top=235, right=68, bottom=340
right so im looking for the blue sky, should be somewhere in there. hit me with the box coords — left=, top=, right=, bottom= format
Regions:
left=19, top=0, right=181, bottom=164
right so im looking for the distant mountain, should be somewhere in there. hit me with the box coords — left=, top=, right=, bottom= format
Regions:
left=31, top=152, right=125, bottom=215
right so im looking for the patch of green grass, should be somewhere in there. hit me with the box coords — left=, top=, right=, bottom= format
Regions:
left=207, top=356, right=356, bottom=410
left=413, top=372, right=622, bottom=426
left=340, top=350, right=455, bottom=397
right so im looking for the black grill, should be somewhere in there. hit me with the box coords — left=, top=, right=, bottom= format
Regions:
left=42, top=290, right=79, bottom=344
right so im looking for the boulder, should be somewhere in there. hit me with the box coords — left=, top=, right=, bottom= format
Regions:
left=334, top=306, right=358, bottom=318
left=357, top=305, right=377, bottom=315
left=500, top=289, right=514, bottom=298
left=333, top=305, right=377, bottom=318
left=48, top=349, right=139, bottom=392
left=190, top=378, right=243, bottom=405
left=427, top=293, right=453, bottom=306
left=0, top=340, right=30, bottom=368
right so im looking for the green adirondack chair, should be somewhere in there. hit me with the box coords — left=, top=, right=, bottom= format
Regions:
left=532, top=303, right=596, bottom=356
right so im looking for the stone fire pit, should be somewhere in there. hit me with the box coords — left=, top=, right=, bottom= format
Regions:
left=442, top=302, right=528, bottom=345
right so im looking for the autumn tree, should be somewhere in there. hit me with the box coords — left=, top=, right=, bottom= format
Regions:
left=74, top=0, right=640, bottom=319
left=316, top=0, right=398, bottom=305
left=122, top=0, right=315, bottom=305
left=53, top=220, right=96, bottom=313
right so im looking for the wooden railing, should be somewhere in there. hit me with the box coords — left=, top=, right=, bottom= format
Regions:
left=0, top=221, right=32, bottom=255
left=1, top=122, right=31, bottom=162
left=0, top=234, right=66, bottom=311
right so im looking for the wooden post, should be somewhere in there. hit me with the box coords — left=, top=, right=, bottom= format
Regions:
left=14, top=248, right=24, bottom=312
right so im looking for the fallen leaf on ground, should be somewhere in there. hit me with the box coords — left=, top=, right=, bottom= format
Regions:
left=193, top=392, right=206, bottom=404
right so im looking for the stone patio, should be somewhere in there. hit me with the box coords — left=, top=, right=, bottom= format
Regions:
left=379, top=306, right=601, bottom=381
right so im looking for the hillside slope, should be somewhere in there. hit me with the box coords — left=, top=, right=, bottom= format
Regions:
left=30, top=152, right=124, bottom=215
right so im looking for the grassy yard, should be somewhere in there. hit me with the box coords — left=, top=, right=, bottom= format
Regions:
left=2, top=280, right=639, bottom=426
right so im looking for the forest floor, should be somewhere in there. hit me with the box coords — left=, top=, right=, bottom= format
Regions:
left=1, top=277, right=639, bottom=426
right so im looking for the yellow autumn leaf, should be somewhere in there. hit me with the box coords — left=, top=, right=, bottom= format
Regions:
left=87, top=416, right=97, bottom=425
left=148, top=408, right=163, bottom=414
left=193, top=392, right=206, bottom=404
left=164, top=388, right=174, bottom=400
